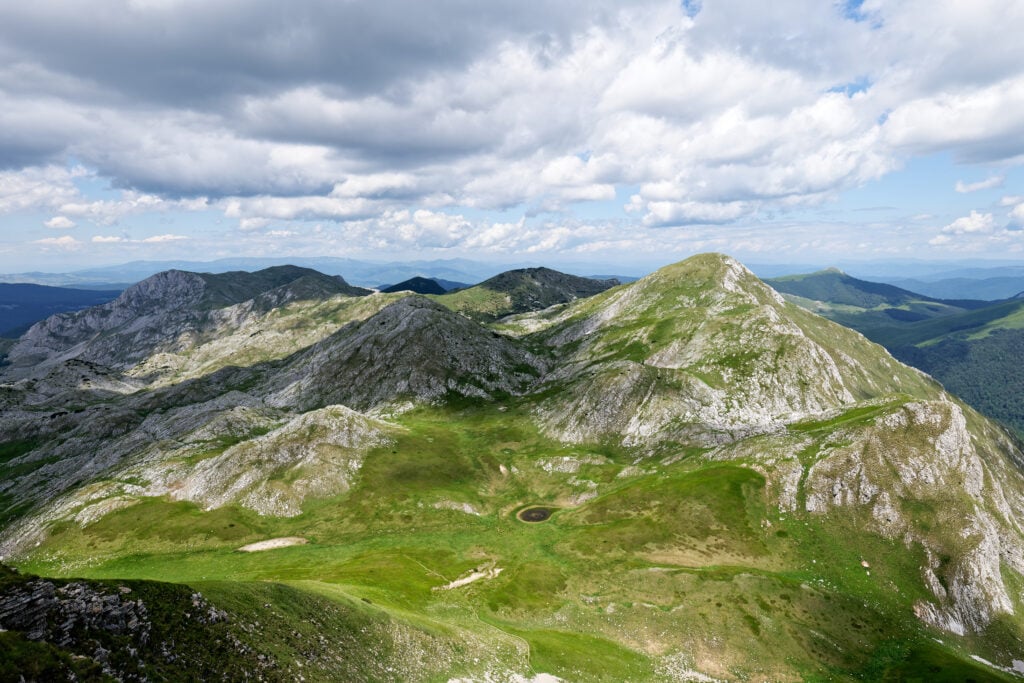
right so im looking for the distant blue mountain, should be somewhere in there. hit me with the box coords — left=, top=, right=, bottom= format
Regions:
left=0, top=257, right=512, bottom=289
left=871, top=276, right=1024, bottom=301
left=0, top=257, right=649, bottom=290
left=0, top=283, right=122, bottom=336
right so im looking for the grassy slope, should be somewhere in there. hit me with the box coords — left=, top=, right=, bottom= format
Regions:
left=12, top=402, right=1017, bottom=682
left=765, top=269, right=998, bottom=344
left=432, top=285, right=513, bottom=321
left=865, top=299, right=1024, bottom=348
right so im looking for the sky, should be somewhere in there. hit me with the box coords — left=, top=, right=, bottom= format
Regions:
left=1, top=0, right=1024, bottom=274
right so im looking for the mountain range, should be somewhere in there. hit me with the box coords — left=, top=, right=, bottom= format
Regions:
left=2, top=254, right=1024, bottom=681
left=769, top=268, right=1024, bottom=438
left=0, top=256, right=640, bottom=292
left=0, top=257, right=509, bottom=290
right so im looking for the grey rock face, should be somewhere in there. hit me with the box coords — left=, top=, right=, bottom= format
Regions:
left=0, top=573, right=237, bottom=680
left=0, top=579, right=151, bottom=647
left=268, top=296, right=545, bottom=411
left=157, top=405, right=394, bottom=516
left=5, top=270, right=208, bottom=375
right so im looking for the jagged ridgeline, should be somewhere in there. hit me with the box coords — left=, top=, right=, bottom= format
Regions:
left=2, top=254, right=1024, bottom=681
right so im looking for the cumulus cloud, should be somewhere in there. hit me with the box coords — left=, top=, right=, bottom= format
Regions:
left=0, top=165, right=84, bottom=213
left=222, top=195, right=381, bottom=226
left=33, top=235, right=81, bottom=250
left=955, top=176, right=1004, bottom=193
left=1009, top=203, right=1024, bottom=225
left=884, top=77, right=1024, bottom=162
left=941, top=211, right=996, bottom=235
left=928, top=210, right=1010, bottom=247
left=43, top=215, right=75, bottom=229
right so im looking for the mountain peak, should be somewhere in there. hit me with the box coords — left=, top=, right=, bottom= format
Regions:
left=765, top=268, right=940, bottom=309
left=437, top=266, right=619, bottom=321
left=635, top=252, right=784, bottom=307
left=527, top=252, right=933, bottom=445
left=479, top=266, right=619, bottom=295
left=380, top=276, right=447, bottom=295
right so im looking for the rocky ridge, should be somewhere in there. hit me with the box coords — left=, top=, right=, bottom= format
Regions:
left=3, top=266, right=369, bottom=380
left=0, top=566, right=252, bottom=681
left=265, top=296, right=545, bottom=412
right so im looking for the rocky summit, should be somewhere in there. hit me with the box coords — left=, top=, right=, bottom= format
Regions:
left=2, top=254, right=1024, bottom=681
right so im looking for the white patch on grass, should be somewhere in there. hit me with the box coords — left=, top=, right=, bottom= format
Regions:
left=433, top=500, right=481, bottom=515
left=434, top=565, right=504, bottom=591
left=236, top=536, right=308, bottom=552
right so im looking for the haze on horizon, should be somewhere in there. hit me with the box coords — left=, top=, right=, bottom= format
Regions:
left=1, top=0, right=1023, bottom=274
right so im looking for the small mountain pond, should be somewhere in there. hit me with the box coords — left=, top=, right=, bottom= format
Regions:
left=517, top=506, right=553, bottom=522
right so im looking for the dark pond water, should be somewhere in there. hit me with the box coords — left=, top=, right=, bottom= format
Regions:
left=518, top=507, right=552, bottom=522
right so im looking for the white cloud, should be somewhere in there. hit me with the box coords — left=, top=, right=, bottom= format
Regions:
left=91, top=234, right=188, bottom=244
left=1010, top=203, right=1024, bottom=223
left=0, top=165, right=85, bottom=214
left=925, top=209, right=1024, bottom=249
left=330, top=173, right=420, bottom=199
left=33, top=235, right=82, bottom=250
left=955, top=176, right=1004, bottom=193
left=372, top=209, right=473, bottom=249
left=57, top=188, right=209, bottom=226
left=883, top=76, right=1024, bottom=162
left=633, top=197, right=751, bottom=226
left=941, top=210, right=996, bottom=235
left=221, top=195, right=380, bottom=226
left=43, top=215, right=75, bottom=229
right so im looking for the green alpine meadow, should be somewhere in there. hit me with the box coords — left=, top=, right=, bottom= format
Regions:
left=2, top=253, right=1024, bottom=681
